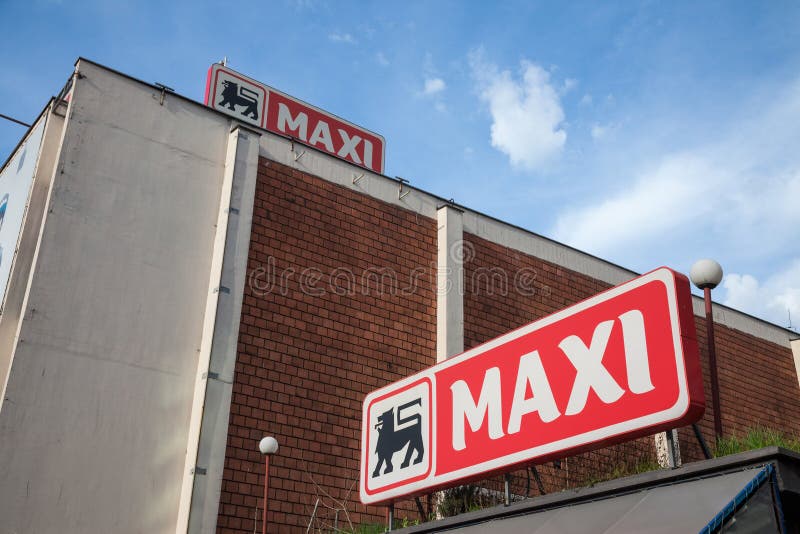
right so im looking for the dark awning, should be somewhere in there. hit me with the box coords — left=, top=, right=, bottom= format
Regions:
left=422, top=465, right=783, bottom=533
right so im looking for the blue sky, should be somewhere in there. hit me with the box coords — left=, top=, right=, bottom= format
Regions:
left=1, top=0, right=799, bottom=329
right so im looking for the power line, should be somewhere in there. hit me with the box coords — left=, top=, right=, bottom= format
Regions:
left=0, top=113, right=31, bottom=128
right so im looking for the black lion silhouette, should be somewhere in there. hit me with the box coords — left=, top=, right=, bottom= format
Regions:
left=218, top=80, right=259, bottom=120
left=372, top=398, right=424, bottom=478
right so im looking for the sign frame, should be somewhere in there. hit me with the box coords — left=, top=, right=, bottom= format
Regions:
left=360, top=267, right=705, bottom=504
left=204, top=63, right=386, bottom=174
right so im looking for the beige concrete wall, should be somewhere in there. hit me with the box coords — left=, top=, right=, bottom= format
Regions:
left=0, top=60, right=232, bottom=533
left=0, top=100, right=66, bottom=404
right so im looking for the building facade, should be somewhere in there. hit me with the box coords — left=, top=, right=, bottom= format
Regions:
left=0, top=59, right=798, bottom=533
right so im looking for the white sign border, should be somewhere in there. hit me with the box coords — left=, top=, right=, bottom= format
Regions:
left=205, top=64, right=386, bottom=173
left=360, top=267, right=697, bottom=504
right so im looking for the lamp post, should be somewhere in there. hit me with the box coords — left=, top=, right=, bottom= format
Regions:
left=258, top=436, right=279, bottom=534
left=690, top=259, right=724, bottom=440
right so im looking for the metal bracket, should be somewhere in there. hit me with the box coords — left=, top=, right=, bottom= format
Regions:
left=154, top=82, right=175, bottom=106
left=396, top=176, right=410, bottom=200
left=201, top=371, right=232, bottom=384
left=530, top=465, right=546, bottom=495
left=414, top=497, right=426, bottom=521
left=289, top=139, right=306, bottom=161
left=352, top=172, right=365, bottom=184
left=693, top=423, right=713, bottom=459
left=214, top=286, right=231, bottom=294
left=191, top=466, right=207, bottom=475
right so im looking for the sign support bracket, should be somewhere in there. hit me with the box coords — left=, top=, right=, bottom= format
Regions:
left=692, top=423, right=713, bottom=459
left=530, top=466, right=546, bottom=495
left=414, top=497, right=426, bottom=522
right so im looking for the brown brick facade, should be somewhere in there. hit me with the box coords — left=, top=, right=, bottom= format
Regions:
left=217, top=158, right=800, bottom=532
left=681, top=316, right=800, bottom=461
left=217, top=158, right=437, bottom=532
left=461, top=233, right=800, bottom=493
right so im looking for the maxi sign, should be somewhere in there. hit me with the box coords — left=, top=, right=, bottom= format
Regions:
left=204, top=64, right=386, bottom=173
left=360, top=267, right=705, bottom=504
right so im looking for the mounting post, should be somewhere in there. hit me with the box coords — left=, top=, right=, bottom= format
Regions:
left=693, top=423, right=713, bottom=459
left=415, top=497, right=426, bottom=522
left=530, top=466, right=546, bottom=495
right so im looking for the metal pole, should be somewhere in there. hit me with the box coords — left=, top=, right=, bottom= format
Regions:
left=692, top=423, right=713, bottom=459
left=268, top=454, right=269, bottom=534
left=504, top=473, right=510, bottom=506
left=704, top=287, right=723, bottom=439
left=387, top=502, right=394, bottom=531
left=0, top=113, right=31, bottom=128
left=415, top=497, right=426, bottom=522
left=530, top=466, right=546, bottom=495
left=665, top=429, right=680, bottom=467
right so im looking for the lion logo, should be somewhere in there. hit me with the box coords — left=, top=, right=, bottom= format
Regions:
left=218, top=80, right=259, bottom=120
left=371, top=398, right=424, bottom=478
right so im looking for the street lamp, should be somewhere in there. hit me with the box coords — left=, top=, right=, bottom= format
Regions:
left=690, top=259, right=724, bottom=440
left=258, top=436, right=279, bottom=534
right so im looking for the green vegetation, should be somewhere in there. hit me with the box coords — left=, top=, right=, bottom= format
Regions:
left=583, top=458, right=660, bottom=487
left=437, top=485, right=485, bottom=517
left=347, top=517, right=418, bottom=533
left=346, top=523, right=386, bottom=534
left=715, top=426, right=800, bottom=457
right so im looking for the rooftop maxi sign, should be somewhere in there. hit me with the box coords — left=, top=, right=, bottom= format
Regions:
left=204, top=63, right=386, bottom=173
left=359, top=267, right=705, bottom=504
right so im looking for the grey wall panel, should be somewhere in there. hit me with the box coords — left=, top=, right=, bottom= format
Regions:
left=0, top=101, right=66, bottom=402
left=0, top=61, right=231, bottom=533
left=187, top=127, right=260, bottom=533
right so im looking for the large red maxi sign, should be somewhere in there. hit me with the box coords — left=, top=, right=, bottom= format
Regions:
left=204, top=63, right=386, bottom=173
left=360, top=268, right=705, bottom=504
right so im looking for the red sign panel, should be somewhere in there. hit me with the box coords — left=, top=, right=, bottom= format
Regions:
left=360, top=267, right=704, bottom=504
left=204, top=64, right=385, bottom=173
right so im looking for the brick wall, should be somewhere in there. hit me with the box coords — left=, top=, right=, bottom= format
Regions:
left=680, top=316, right=800, bottom=461
left=461, top=233, right=800, bottom=493
left=217, top=159, right=800, bottom=532
left=217, top=158, right=437, bottom=533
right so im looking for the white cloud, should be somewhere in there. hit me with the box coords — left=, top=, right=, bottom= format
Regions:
left=329, top=32, right=356, bottom=44
left=553, top=152, right=720, bottom=253
left=553, top=78, right=800, bottom=260
left=723, top=261, right=800, bottom=329
left=561, top=78, right=578, bottom=94
left=470, top=51, right=567, bottom=170
left=580, top=93, right=593, bottom=106
left=550, top=77, right=800, bottom=324
left=422, top=77, right=446, bottom=96
left=590, top=123, right=613, bottom=140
